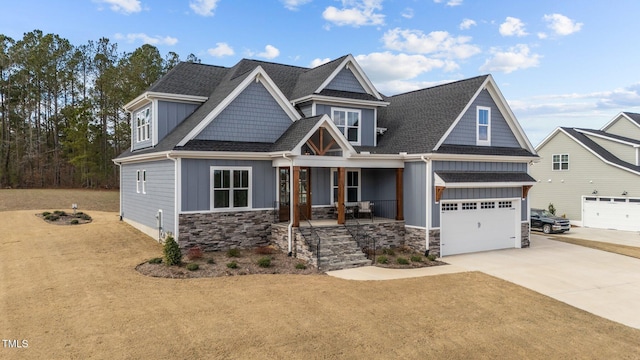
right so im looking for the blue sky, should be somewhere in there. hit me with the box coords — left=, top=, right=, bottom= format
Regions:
left=3, top=0, right=640, bottom=145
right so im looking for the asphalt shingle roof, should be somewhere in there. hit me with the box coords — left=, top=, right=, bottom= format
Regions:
left=576, top=128, right=640, bottom=146
left=623, top=112, right=640, bottom=127
left=562, top=127, right=640, bottom=173
left=436, top=171, right=536, bottom=183
left=148, top=62, right=228, bottom=97
left=435, top=144, right=536, bottom=157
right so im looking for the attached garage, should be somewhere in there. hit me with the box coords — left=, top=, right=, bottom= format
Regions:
left=440, top=198, right=521, bottom=256
left=582, top=196, right=640, bottom=231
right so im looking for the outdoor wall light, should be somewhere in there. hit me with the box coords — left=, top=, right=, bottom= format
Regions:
left=622, top=191, right=628, bottom=196
left=548, top=179, right=552, bottom=183
left=592, top=190, right=598, bottom=195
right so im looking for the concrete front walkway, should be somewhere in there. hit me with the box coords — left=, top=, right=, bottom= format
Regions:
left=328, top=230, right=640, bottom=329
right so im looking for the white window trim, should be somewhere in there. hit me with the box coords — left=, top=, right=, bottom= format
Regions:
left=476, top=106, right=491, bottom=146
left=142, top=170, right=147, bottom=194
left=331, top=107, right=362, bottom=146
left=330, top=168, right=361, bottom=203
left=210, top=167, right=252, bottom=211
left=552, top=153, right=570, bottom=171
left=135, top=105, right=151, bottom=143
left=136, top=170, right=140, bottom=193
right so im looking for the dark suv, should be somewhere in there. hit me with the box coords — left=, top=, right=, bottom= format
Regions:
left=530, top=208, right=571, bottom=234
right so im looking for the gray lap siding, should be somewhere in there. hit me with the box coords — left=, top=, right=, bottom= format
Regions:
left=121, top=160, right=176, bottom=237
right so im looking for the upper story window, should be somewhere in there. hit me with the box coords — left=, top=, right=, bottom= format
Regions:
left=552, top=154, right=569, bottom=171
left=332, top=108, right=361, bottom=145
left=135, top=106, right=151, bottom=142
left=211, top=167, right=252, bottom=210
left=476, top=106, right=491, bottom=146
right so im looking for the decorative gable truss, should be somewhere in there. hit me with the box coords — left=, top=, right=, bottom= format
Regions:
left=435, top=75, right=536, bottom=154
left=177, top=66, right=301, bottom=147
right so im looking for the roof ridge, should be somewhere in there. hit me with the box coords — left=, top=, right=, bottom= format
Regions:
left=387, top=74, right=489, bottom=98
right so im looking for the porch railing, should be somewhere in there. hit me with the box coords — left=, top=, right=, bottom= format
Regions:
left=342, top=203, right=375, bottom=260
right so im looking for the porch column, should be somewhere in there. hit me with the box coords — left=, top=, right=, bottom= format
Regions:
left=292, top=166, right=300, bottom=227
left=396, top=168, right=404, bottom=221
left=337, top=167, right=345, bottom=224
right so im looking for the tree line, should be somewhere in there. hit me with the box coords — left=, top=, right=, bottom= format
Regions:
left=0, top=30, right=201, bottom=189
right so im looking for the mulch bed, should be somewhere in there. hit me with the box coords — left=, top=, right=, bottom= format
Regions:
left=137, top=246, right=446, bottom=278
left=36, top=210, right=93, bottom=225
left=370, top=247, right=447, bottom=268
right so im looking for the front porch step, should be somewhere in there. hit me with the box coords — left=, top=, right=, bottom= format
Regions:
left=301, top=225, right=372, bottom=271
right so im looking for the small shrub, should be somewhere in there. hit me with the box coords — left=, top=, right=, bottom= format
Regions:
left=206, top=258, right=215, bottom=264
left=53, top=210, right=66, bottom=216
left=148, top=257, right=163, bottom=264
left=410, top=255, right=422, bottom=263
left=226, top=248, right=241, bottom=258
left=427, top=254, right=437, bottom=262
left=255, top=246, right=275, bottom=255
left=186, top=246, right=203, bottom=260
left=257, top=256, right=271, bottom=268
left=226, top=261, right=238, bottom=269
left=163, top=236, right=182, bottom=266
left=45, top=214, right=59, bottom=221
left=186, top=263, right=199, bottom=271
left=382, top=248, right=395, bottom=256
left=396, top=257, right=409, bottom=265
left=377, top=255, right=388, bottom=264
left=70, top=219, right=79, bottom=225
left=295, top=262, right=307, bottom=270
left=42, top=211, right=51, bottom=217
left=77, top=213, right=92, bottom=221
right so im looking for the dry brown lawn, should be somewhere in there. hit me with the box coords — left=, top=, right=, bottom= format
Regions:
left=550, top=235, right=640, bottom=260
left=2, top=190, right=640, bottom=359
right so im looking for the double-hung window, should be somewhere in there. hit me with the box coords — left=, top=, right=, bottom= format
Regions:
left=135, top=106, right=151, bottom=142
left=332, top=108, right=361, bottom=145
left=552, top=154, right=569, bottom=171
left=211, top=167, right=251, bottom=210
left=136, top=170, right=147, bottom=194
left=136, top=170, right=140, bottom=193
left=476, top=106, right=491, bottom=146
left=331, top=169, right=360, bottom=203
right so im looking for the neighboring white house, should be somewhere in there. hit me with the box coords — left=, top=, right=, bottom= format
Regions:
left=529, top=112, right=640, bottom=231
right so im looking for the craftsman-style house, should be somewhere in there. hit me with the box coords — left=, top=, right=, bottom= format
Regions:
left=114, top=54, right=538, bottom=267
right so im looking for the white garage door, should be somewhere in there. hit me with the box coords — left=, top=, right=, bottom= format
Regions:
left=440, top=199, right=519, bottom=256
left=583, top=197, right=640, bottom=231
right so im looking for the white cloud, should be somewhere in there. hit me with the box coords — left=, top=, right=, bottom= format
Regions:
left=354, top=52, right=452, bottom=83
left=401, top=8, right=414, bottom=19
left=459, top=18, right=476, bottom=30
left=207, top=42, right=234, bottom=57
left=322, top=0, right=385, bottom=27
left=433, top=0, right=463, bottom=6
left=537, top=32, right=548, bottom=39
left=382, top=28, right=481, bottom=60
left=479, top=44, right=541, bottom=73
left=114, top=33, right=178, bottom=46
left=256, top=45, right=280, bottom=59
left=190, top=0, right=220, bottom=17
left=310, top=58, right=331, bottom=67
left=281, top=0, right=312, bottom=11
left=97, top=0, right=141, bottom=14
left=499, top=17, right=528, bottom=37
left=543, top=13, right=583, bottom=36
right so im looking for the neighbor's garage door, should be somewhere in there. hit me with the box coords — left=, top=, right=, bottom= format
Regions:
left=440, top=199, right=519, bottom=256
left=583, top=197, right=640, bottom=232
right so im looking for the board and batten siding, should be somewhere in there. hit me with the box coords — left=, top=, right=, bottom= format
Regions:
left=604, top=117, right=640, bottom=141
left=404, top=161, right=426, bottom=227
left=121, top=160, right=175, bottom=237
left=361, top=168, right=396, bottom=201
left=181, top=159, right=276, bottom=212
left=443, top=89, right=520, bottom=148
left=529, top=131, right=640, bottom=222
left=325, top=68, right=366, bottom=93
left=431, top=161, right=529, bottom=227
left=195, top=81, right=292, bottom=143
left=315, top=104, right=375, bottom=146
left=157, top=101, right=199, bottom=142
left=311, top=167, right=331, bottom=206
left=585, top=134, right=637, bottom=165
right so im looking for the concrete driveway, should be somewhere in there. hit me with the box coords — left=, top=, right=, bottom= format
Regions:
left=444, top=232, right=640, bottom=329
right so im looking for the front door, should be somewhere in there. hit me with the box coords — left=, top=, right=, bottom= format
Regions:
left=278, top=168, right=290, bottom=222
left=298, top=167, right=312, bottom=220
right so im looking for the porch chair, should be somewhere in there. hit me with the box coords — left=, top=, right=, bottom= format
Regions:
left=334, top=202, right=354, bottom=218
left=357, top=201, right=374, bottom=222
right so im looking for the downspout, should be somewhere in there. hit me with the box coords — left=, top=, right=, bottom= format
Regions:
left=421, top=155, right=431, bottom=257
left=114, top=160, right=123, bottom=221
left=283, top=153, right=294, bottom=256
